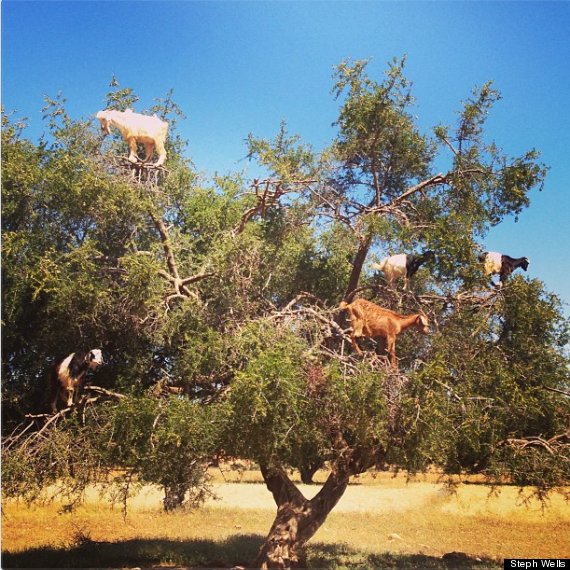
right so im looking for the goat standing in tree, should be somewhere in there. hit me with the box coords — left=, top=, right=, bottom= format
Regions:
left=48, top=349, right=104, bottom=413
left=479, top=251, right=529, bottom=288
left=96, top=109, right=169, bottom=167
left=339, top=298, right=429, bottom=367
left=372, top=251, right=435, bottom=290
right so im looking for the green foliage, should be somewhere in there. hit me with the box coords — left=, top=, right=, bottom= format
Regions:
left=224, top=324, right=392, bottom=473
left=2, top=396, right=222, bottom=512
left=101, top=397, right=221, bottom=509
left=332, top=57, right=434, bottom=199
left=105, top=75, right=140, bottom=111
left=246, top=121, right=317, bottom=181
left=411, top=277, right=570, bottom=487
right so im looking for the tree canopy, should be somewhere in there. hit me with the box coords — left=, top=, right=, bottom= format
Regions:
left=2, top=59, right=568, bottom=569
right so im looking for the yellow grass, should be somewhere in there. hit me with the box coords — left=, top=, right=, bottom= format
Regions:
left=3, top=469, right=569, bottom=568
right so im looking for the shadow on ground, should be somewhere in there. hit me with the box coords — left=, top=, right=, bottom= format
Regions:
left=2, top=535, right=499, bottom=569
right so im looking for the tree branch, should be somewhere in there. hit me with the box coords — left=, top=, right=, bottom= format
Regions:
left=542, top=385, right=570, bottom=398
left=259, top=463, right=307, bottom=508
left=498, top=432, right=570, bottom=456
left=150, top=211, right=215, bottom=305
left=233, top=178, right=317, bottom=236
left=180, top=271, right=216, bottom=286
left=380, top=172, right=451, bottom=211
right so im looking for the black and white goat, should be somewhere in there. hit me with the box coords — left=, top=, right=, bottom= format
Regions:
left=372, top=251, right=435, bottom=290
left=48, top=349, right=104, bottom=412
left=479, top=251, right=529, bottom=288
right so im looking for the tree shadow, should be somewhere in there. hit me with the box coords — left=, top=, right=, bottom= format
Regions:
left=1, top=535, right=262, bottom=569
left=2, top=536, right=498, bottom=569
left=309, top=542, right=499, bottom=569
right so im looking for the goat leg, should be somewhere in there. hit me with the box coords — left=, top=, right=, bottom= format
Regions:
left=127, top=138, right=139, bottom=164
left=351, top=336, right=363, bottom=355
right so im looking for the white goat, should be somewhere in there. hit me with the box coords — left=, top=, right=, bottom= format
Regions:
left=372, top=251, right=434, bottom=290
left=96, top=109, right=169, bottom=167
left=479, top=251, right=529, bottom=288
left=481, top=251, right=503, bottom=277
left=48, top=349, right=104, bottom=412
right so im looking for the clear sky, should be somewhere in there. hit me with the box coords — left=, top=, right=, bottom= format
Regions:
left=2, top=1, right=569, bottom=309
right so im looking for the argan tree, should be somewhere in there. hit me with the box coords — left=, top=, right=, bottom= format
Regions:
left=2, top=59, right=568, bottom=569
left=224, top=58, right=567, bottom=567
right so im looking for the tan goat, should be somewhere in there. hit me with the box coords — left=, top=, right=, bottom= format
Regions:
left=96, top=109, right=169, bottom=167
left=339, top=298, right=429, bottom=367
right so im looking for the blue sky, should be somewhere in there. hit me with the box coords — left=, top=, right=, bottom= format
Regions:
left=2, top=1, right=570, bottom=309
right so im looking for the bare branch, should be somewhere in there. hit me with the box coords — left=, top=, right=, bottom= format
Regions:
left=233, top=178, right=317, bottom=236
left=180, top=271, right=216, bottom=286
left=371, top=172, right=451, bottom=214
left=542, top=385, right=570, bottom=398
left=498, top=433, right=570, bottom=457
left=83, top=385, right=127, bottom=399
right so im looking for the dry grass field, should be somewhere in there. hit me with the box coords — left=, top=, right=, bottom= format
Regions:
left=2, top=469, right=569, bottom=569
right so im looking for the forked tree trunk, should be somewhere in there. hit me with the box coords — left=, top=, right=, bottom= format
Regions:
left=254, top=464, right=351, bottom=569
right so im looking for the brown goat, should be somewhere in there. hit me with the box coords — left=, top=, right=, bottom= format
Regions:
left=339, top=298, right=429, bottom=367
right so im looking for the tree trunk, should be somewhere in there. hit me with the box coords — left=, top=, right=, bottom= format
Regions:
left=299, top=461, right=321, bottom=485
left=163, top=483, right=187, bottom=511
left=254, top=464, right=350, bottom=569
left=344, top=235, right=372, bottom=301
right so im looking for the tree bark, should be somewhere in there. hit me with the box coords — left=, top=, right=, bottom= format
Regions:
left=254, top=464, right=350, bottom=569
left=343, top=235, right=372, bottom=302
left=163, top=482, right=187, bottom=511
left=299, top=461, right=321, bottom=485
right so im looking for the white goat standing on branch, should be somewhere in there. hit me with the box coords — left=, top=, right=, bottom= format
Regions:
left=96, top=109, right=169, bottom=167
